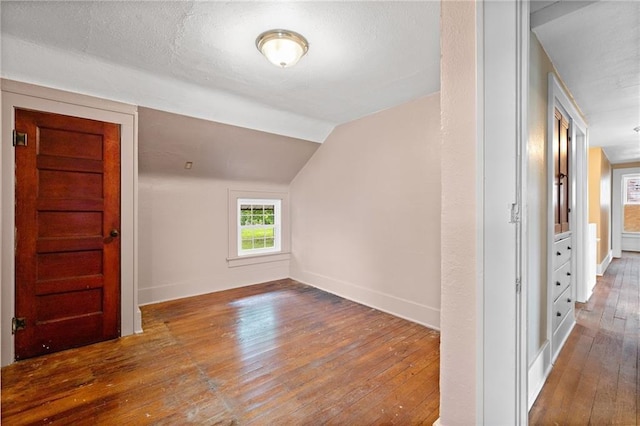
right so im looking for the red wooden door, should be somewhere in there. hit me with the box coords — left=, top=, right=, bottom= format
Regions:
left=14, top=109, right=121, bottom=360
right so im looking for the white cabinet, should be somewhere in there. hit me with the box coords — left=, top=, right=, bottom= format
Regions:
left=550, top=234, right=575, bottom=360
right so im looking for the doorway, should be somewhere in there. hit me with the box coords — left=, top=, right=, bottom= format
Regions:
left=612, top=167, right=640, bottom=257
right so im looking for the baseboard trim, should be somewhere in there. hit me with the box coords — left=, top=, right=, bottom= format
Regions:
left=596, top=250, right=612, bottom=276
left=621, top=233, right=640, bottom=252
left=528, top=340, right=551, bottom=409
left=138, top=270, right=289, bottom=306
left=291, top=270, right=440, bottom=330
left=135, top=308, right=143, bottom=334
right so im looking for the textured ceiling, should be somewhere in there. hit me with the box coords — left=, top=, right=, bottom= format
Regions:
left=533, top=1, right=640, bottom=163
left=3, top=1, right=635, bottom=163
left=1, top=1, right=441, bottom=143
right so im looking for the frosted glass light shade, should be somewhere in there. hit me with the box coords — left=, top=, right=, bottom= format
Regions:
left=256, top=30, right=309, bottom=68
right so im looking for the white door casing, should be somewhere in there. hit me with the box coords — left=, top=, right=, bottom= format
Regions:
left=0, top=80, right=141, bottom=366
left=613, top=167, right=640, bottom=257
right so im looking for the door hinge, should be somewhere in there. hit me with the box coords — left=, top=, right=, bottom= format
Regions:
left=12, top=317, right=26, bottom=334
left=515, top=278, right=521, bottom=294
left=13, top=130, right=27, bottom=147
left=510, top=203, right=521, bottom=224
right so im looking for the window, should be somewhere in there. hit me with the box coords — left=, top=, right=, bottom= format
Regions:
left=237, top=198, right=281, bottom=256
left=623, top=175, right=640, bottom=233
left=624, top=176, right=640, bottom=204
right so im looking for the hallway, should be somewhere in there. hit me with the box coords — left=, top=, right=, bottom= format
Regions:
left=530, top=252, right=640, bottom=424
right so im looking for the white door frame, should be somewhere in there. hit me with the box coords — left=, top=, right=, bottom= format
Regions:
left=613, top=167, right=640, bottom=257
left=478, top=1, right=529, bottom=423
left=0, top=80, right=141, bottom=365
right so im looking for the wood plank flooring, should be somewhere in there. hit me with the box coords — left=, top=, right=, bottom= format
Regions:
left=530, top=252, right=640, bottom=425
left=2, top=279, right=440, bottom=425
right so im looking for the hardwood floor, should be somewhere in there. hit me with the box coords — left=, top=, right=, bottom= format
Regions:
left=2, top=279, right=440, bottom=425
left=529, top=252, right=640, bottom=425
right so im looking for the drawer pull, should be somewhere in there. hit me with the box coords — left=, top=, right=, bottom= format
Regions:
left=567, top=298, right=572, bottom=303
left=556, top=281, right=561, bottom=286
left=556, top=312, right=562, bottom=317
left=566, top=272, right=571, bottom=276
left=556, top=251, right=562, bottom=256
left=567, top=246, right=571, bottom=250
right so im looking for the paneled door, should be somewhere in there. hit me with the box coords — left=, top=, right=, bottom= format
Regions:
left=14, top=109, right=121, bottom=360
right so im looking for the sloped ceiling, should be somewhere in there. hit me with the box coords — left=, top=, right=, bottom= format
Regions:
left=1, top=1, right=441, bottom=144
left=532, top=1, right=640, bottom=163
left=138, top=107, right=319, bottom=183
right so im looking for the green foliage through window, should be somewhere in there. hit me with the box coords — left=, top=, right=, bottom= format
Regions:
left=238, top=201, right=279, bottom=253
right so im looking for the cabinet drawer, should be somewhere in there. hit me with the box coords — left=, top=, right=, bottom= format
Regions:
left=552, top=307, right=575, bottom=360
left=552, top=261, right=572, bottom=301
left=553, top=237, right=572, bottom=269
left=552, top=286, right=573, bottom=331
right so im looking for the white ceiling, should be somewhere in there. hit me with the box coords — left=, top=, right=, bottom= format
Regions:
left=2, top=1, right=636, bottom=164
left=532, top=1, right=640, bottom=163
left=1, top=1, right=441, bottom=143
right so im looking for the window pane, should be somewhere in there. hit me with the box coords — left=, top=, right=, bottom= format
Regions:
left=626, top=178, right=640, bottom=204
left=237, top=198, right=280, bottom=256
left=624, top=205, right=640, bottom=232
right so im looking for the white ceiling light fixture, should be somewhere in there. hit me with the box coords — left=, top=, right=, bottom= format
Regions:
left=256, top=29, right=309, bottom=68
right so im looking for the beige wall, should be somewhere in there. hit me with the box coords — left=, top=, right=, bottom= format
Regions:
left=138, top=175, right=290, bottom=304
left=527, top=33, right=554, bottom=361
left=588, top=147, right=612, bottom=263
left=599, top=152, right=611, bottom=261
left=439, top=0, right=477, bottom=422
left=589, top=148, right=603, bottom=229
left=289, top=93, right=441, bottom=329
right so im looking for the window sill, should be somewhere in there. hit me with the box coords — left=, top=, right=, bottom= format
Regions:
left=227, top=252, right=291, bottom=268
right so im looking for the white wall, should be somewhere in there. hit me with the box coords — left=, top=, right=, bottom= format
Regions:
left=289, top=94, right=441, bottom=329
left=138, top=175, right=290, bottom=304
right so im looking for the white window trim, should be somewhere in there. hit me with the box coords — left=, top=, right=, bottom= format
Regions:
left=227, top=189, right=290, bottom=267
left=237, top=198, right=281, bottom=257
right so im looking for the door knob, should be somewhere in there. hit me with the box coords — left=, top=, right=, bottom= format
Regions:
left=110, top=229, right=120, bottom=238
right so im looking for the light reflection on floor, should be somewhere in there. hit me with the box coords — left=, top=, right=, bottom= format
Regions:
left=229, top=292, right=281, bottom=363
